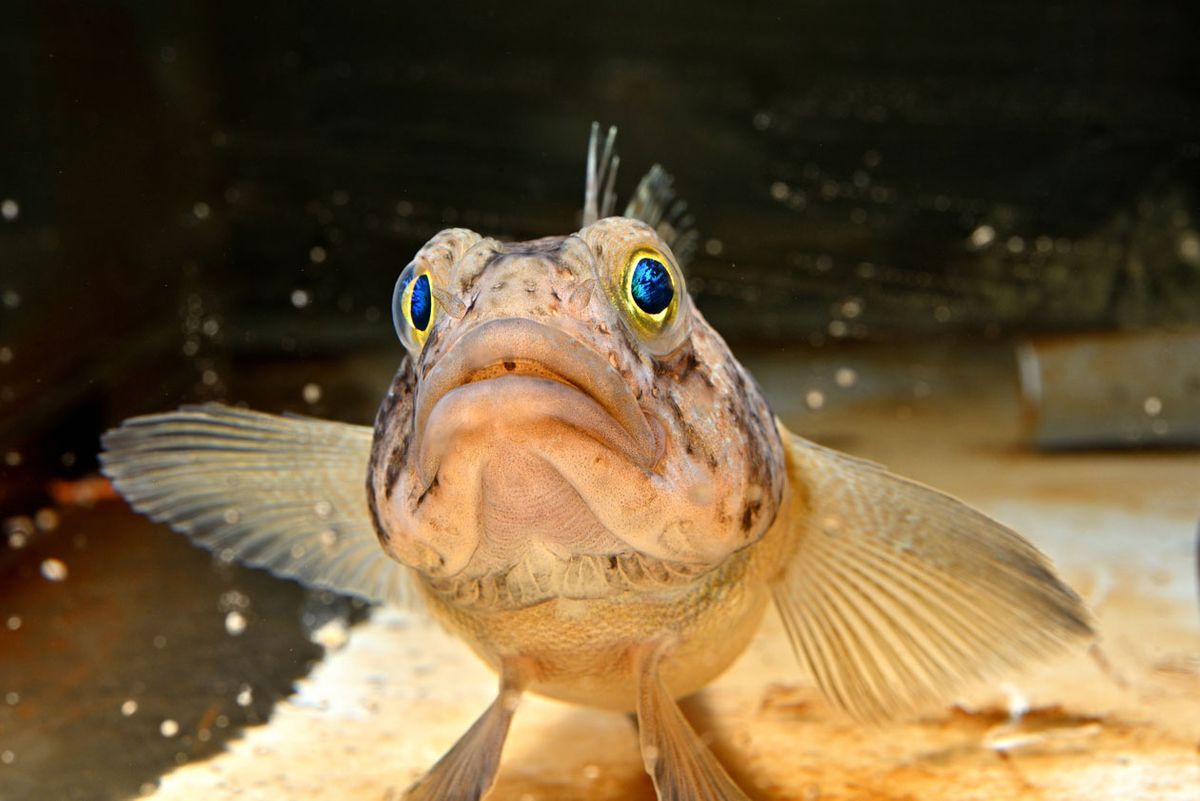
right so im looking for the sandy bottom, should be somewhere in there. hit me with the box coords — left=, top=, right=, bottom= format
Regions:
left=147, top=350, right=1200, bottom=800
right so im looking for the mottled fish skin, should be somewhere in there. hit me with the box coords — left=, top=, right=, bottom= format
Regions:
left=100, top=125, right=1094, bottom=801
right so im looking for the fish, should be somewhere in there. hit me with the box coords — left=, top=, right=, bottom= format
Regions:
left=100, top=123, right=1094, bottom=801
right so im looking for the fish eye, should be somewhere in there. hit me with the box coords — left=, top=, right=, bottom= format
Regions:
left=622, top=249, right=678, bottom=331
left=630, top=256, right=673, bottom=315
left=392, top=265, right=437, bottom=348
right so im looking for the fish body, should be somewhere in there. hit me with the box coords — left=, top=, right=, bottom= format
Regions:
left=102, top=125, right=1092, bottom=800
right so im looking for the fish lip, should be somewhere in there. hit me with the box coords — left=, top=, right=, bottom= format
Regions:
left=413, top=317, right=659, bottom=473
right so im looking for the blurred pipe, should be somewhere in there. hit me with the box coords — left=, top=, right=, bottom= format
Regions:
left=1017, top=329, right=1200, bottom=450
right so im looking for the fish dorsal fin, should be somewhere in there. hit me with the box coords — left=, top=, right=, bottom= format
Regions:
left=582, top=121, right=620, bottom=226
left=623, top=164, right=699, bottom=267
left=582, top=122, right=699, bottom=266
left=101, top=403, right=418, bottom=608
left=774, top=422, right=1093, bottom=720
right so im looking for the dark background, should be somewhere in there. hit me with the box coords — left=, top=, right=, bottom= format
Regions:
left=1, top=3, right=1199, bottom=798
left=2, top=1, right=1200, bottom=504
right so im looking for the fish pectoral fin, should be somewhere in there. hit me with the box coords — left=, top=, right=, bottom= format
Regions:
left=774, top=421, right=1095, bottom=721
left=100, top=403, right=417, bottom=607
left=404, top=662, right=526, bottom=801
left=635, top=639, right=752, bottom=801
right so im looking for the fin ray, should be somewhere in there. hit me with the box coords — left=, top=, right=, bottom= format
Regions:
left=775, top=425, right=1093, bottom=720
left=635, top=641, right=751, bottom=801
left=403, top=666, right=524, bottom=801
left=101, top=403, right=416, bottom=607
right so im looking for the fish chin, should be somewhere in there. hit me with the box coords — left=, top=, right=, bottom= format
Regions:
left=387, top=374, right=659, bottom=581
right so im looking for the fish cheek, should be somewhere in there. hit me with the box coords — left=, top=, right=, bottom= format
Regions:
left=368, top=358, right=418, bottom=546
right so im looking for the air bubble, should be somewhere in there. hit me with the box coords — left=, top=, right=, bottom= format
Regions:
left=968, top=225, right=995, bottom=249
left=224, top=611, right=247, bottom=636
left=40, top=558, right=68, bottom=581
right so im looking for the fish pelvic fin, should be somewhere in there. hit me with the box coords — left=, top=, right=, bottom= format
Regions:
left=635, top=638, right=752, bottom=801
left=773, top=421, right=1094, bottom=722
left=101, top=403, right=418, bottom=608
left=403, top=661, right=527, bottom=801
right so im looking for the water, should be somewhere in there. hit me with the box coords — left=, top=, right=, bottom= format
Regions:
left=1, top=2, right=1198, bottom=799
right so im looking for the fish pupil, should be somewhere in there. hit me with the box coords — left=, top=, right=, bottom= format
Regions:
left=630, top=257, right=673, bottom=315
left=410, top=274, right=432, bottom=331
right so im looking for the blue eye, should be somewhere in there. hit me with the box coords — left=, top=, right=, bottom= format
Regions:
left=630, top=257, right=673, bottom=315
left=410, top=273, right=432, bottom=331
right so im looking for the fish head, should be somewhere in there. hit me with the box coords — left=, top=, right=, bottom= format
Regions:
left=368, top=217, right=785, bottom=606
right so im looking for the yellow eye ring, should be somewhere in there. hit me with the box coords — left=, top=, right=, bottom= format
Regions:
left=621, top=248, right=678, bottom=334
left=392, top=267, right=437, bottom=348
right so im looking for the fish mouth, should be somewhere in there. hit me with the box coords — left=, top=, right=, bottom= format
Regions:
left=413, top=318, right=661, bottom=487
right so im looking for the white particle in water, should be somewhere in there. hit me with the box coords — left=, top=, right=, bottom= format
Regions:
left=121, top=699, right=138, bottom=716
left=331, top=189, right=349, bottom=206
left=835, top=367, right=858, bottom=388
left=1, top=750, right=14, bottom=764
left=704, top=238, right=724, bottom=256
left=153, top=634, right=167, bottom=649
left=6, top=516, right=32, bottom=548
left=224, top=611, right=247, bottom=636
left=4, top=450, right=21, bottom=466
left=583, top=764, right=601, bottom=780
left=160, top=719, right=180, bottom=738
left=805, top=390, right=825, bottom=411
left=968, top=225, right=996, bottom=249
left=236, top=685, right=253, bottom=707
left=827, top=320, right=848, bottom=337
left=1, top=199, right=18, bottom=221
left=310, top=618, right=349, bottom=650
left=192, top=201, right=210, bottom=220
left=1, top=290, right=18, bottom=309
left=5, top=692, right=18, bottom=705
left=769, top=181, right=790, bottom=201
left=314, top=500, right=332, bottom=518
left=201, top=369, right=218, bottom=386
left=5, top=616, right=20, bottom=631
left=0, top=346, right=12, bottom=364
left=1177, top=232, right=1200, bottom=266
left=291, top=289, right=310, bottom=308
left=840, top=298, right=863, bottom=319
left=309, top=246, right=327, bottom=264
left=34, top=509, right=59, bottom=532
left=1143, top=396, right=1163, bottom=416
left=40, top=558, right=68, bottom=581
left=302, top=382, right=322, bottom=404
